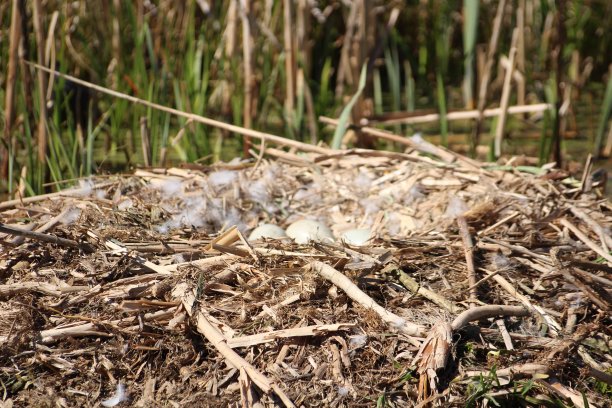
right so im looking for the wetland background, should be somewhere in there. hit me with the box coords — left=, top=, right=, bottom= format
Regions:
left=1, top=0, right=611, bottom=196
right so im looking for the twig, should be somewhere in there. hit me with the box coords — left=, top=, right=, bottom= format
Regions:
left=494, top=28, right=519, bottom=158
left=538, top=378, right=593, bottom=408
left=495, top=319, right=514, bottom=350
left=309, top=261, right=425, bottom=340
left=480, top=237, right=552, bottom=264
left=472, top=0, right=507, bottom=148
left=391, top=266, right=462, bottom=314
left=577, top=346, right=612, bottom=386
left=0, top=222, right=89, bottom=251
left=456, top=216, right=478, bottom=305
left=451, top=305, right=529, bottom=331
left=573, top=267, right=612, bottom=287
left=226, top=323, right=356, bottom=348
left=477, top=211, right=519, bottom=236
left=313, top=146, right=448, bottom=167
left=195, top=312, right=295, bottom=407
left=560, top=269, right=610, bottom=311
left=0, top=282, right=88, bottom=298
left=86, top=231, right=173, bottom=275
left=26, top=61, right=331, bottom=155
left=483, top=269, right=562, bottom=336
left=464, top=268, right=499, bottom=293
left=569, top=205, right=612, bottom=250
left=462, top=363, right=549, bottom=381
left=34, top=308, right=177, bottom=344
left=559, top=218, right=612, bottom=264
left=319, top=116, right=456, bottom=163
left=162, top=254, right=237, bottom=273
left=350, top=104, right=552, bottom=127
left=0, top=181, right=115, bottom=210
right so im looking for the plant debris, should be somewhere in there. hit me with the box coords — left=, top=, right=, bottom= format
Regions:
left=1, top=146, right=610, bottom=407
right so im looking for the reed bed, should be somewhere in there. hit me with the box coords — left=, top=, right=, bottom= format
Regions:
left=0, top=1, right=610, bottom=196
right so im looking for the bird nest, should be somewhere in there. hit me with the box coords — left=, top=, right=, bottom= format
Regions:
left=0, top=145, right=610, bottom=407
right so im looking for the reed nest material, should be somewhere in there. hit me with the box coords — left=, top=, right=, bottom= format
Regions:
left=0, top=147, right=610, bottom=407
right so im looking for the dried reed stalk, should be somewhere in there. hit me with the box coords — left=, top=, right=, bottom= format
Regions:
left=283, top=0, right=295, bottom=128
left=240, top=0, right=254, bottom=154
left=471, top=0, right=507, bottom=150
left=494, top=28, right=519, bottom=158
left=140, top=117, right=151, bottom=167
left=27, top=62, right=332, bottom=155
left=516, top=0, right=526, bottom=88
left=1, top=0, right=22, bottom=179
left=32, top=0, right=48, bottom=164
left=359, top=103, right=551, bottom=127
left=559, top=218, right=612, bottom=264
left=195, top=312, right=296, bottom=407
left=456, top=215, right=478, bottom=305
left=0, top=222, right=86, bottom=250
left=309, top=261, right=426, bottom=340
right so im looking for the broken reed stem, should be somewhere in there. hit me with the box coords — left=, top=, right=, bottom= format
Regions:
left=414, top=303, right=529, bottom=400
left=309, top=261, right=426, bottom=339
left=579, top=153, right=593, bottom=193
left=456, top=216, right=477, bottom=305
left=302, top=73, right=318, bottom=144
left=26, top=62, right=331, bottom=155
left=2, top=0, right=22, bottom=180
left=195, top=312, right=296, bottom=407
left=604, top=120, right=612, bottom=157
left=240, top=0, right=253, bottom=154
left=477, top=210, right=520, bottom=236
left=35, top=308, right=177, bottom=344
left=451, top=304, right=530, bottom=331
left=483, top=269, right=562, bottom=336
left=140, top=116, right=151, bottom=167
left=164, top=254, right=239, bottom=272
left=226, top=323, right=356, bottom=348
left=500, top=56, right=526, bottom=107
left=395, top=268, right=462, bottom=314
left=32, top=0, right=48, bottom=164
left=336, top=104, right=552, bottom=127
left=471, top=0, right=507, bottom=150
left=0, top=282, right=88, bottom=298
left=494, top=28, right=519, bottom=158
left=282, top=0, right=295, bottom=130
left=43, top=11, right=58, bottom=101
left=335, top=1, right=358, bottom=98
left=88, top=231, right=174, bottom=275
left=516, top=0, right=526, bottom=107
left=559, top=218, right=612, bottom=264
left=568, top=205, right=612, bottom=250
left=319, top=116, right=456, bottom=163
left=0, top=222, right=87, bottom=251
left=463, top=363, right=549, bottom=380
left=0, top=180, right=115, bottom=210
left=464, top=268, right=499, bottom=293
left=496, top=319, right=515, bottom=350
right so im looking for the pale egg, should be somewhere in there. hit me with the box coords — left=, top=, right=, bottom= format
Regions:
left=341, top=228, right=372, bottom=246
left=248, top=224, right=288, bottom=241
left=286, top=219, right=335, bottom=244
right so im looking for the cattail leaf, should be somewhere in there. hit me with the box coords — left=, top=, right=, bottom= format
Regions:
left=331, top=63, right=368, bottom=150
